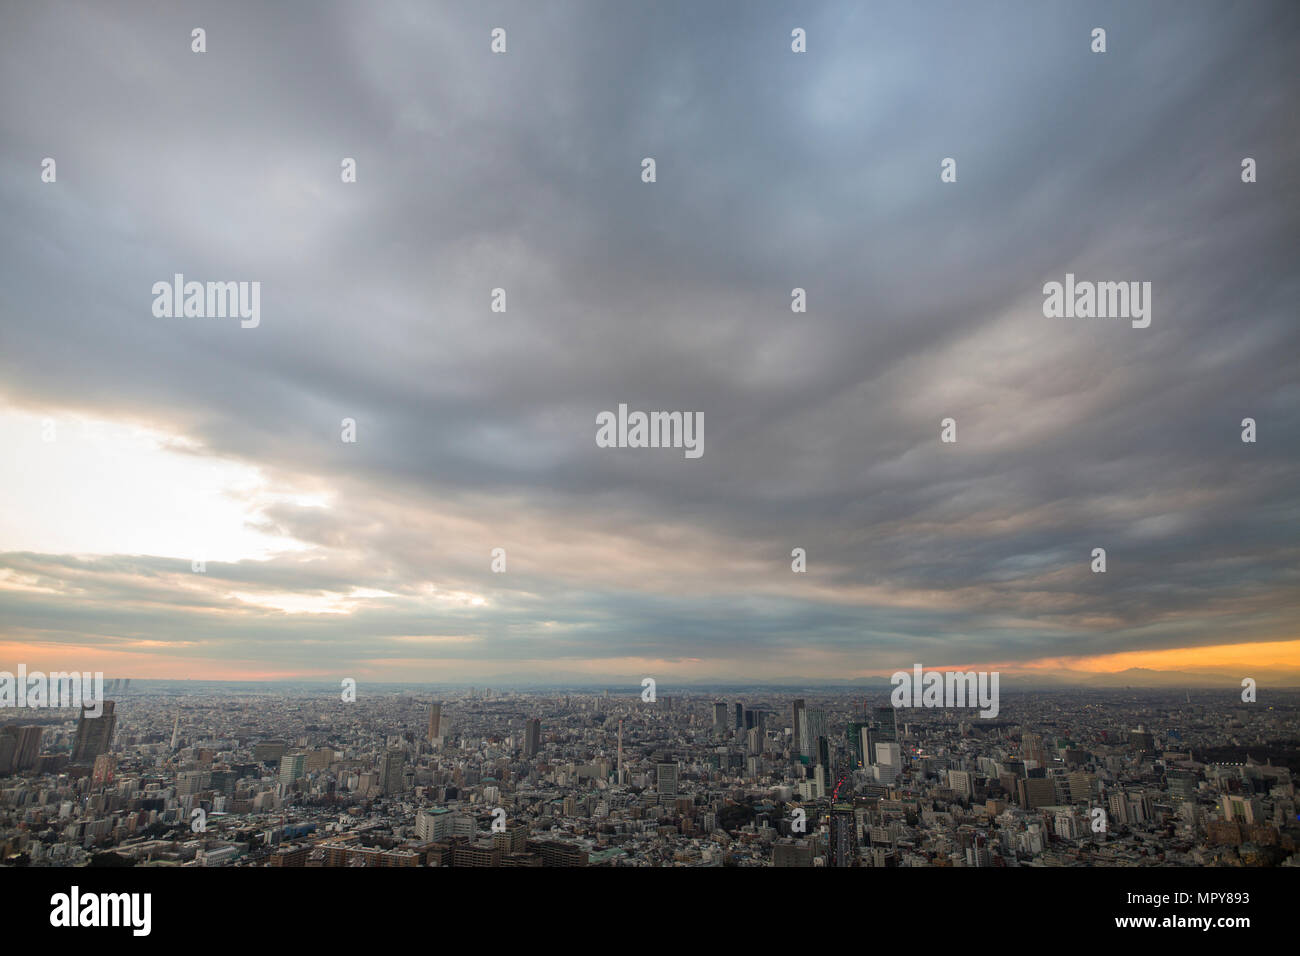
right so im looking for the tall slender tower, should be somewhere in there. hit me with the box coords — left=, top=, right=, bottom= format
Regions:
left=617, top=720, right=624, bottom=784
left=427, top=701, right=442, bottom=742
left=170, top=713, right=180, bottom=750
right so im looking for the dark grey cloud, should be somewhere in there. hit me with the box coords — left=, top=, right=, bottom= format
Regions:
left=1, top=1, right=1297, bottom=678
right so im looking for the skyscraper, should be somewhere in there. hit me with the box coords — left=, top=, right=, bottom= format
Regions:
left=427, top=701, right=443, bottom=742
left=873, top=706, right=897, bottom=742
left=1021, top=731, right=1047, bottom=769
left=713, top=701, right=728, bottom=730
left=802, top=709, right=827, bottom=764
left=72, top=701, right=116, bottom=763
left=524, top=718, right=541, bottom=757
left=279, top=753, right=306, bottom=785
left=866, top=706, right=897, bottom=765
left=379, top=748, right=406, bottom=795
left=847, top=721, right=868, bottom=767
left=0, top=725, right=42, bottom=773
left=792, top=699, right=806, bottom=756
left=656, top=761, right=678, bottom=798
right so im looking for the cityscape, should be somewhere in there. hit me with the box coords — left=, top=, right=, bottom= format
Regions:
left=0, top=3, right=1296, bottom=936
left=2, top=681, right=1297, bottom=868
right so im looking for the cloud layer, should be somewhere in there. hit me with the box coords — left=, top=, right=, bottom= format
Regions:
left=1, top=1, right=1297, bottom=682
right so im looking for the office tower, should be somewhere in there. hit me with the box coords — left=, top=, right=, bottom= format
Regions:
left=712, top=701, right=728, bottom=730
left=948, top=770, right=974, bottom=799
left=170, top=713, right=180, bottom=750
left=1166, top=769, right=1197, bottom=802
left=72, top=700, right=116, bottom=763
left=0, top=725, right=42, bottom=773
left=1021, top=732, right=1047, bottom=769
left=802, top=710, right=827, bottom=763
left=873, top=706, right=897, bottom=742
left=427, top=701, right=442, bottom=742
left=617, top=720, right=624, bottom=784
left=656, top=761, right=678, bottom=798
left=734, top=702, right=744, bottom=730
left=792, top=699, right=806, bottom=755
left=1128, top=726, right=1155, bottom=754
left=848, top=721, right=868, bottom=767
left=829, top=804, right=857, bottom=867
left=524, top=718, right=541, bottom=757
left=1108, top=790, right=1131, bottom=825
left=815, top=734, right=831, bottom=770
left=305, top=748, right=333, bottom=772
left=279, top=753, right=306, bottom=785
left=379, top=748, right=406, bottom=795
left=210, top=770, right=237, bottom=797
left=1068, top=771, right=1095, bottom=804
left=1018, top=777, right=1055, bottom=810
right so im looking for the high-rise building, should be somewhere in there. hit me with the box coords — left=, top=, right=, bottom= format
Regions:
left=427, top=701, right=443, bottom=742
left=1021, top=732, right=1047, bottom=769
left=1019, top=777, right=1055, bottom=809
left=864, top=707, right=897, bottom=765
left=378, top=748, right=406, bottom=795
left=279, top=753, right=306, bottom=785
left=792, top=699, right=806, bottom=756
left=1167, top=769, right=1198, bottom=802
left=656, top=761, right=678, bottom=798
left=712, top=702, right=728, bottom=730
left=802, top=710, right=827, bottom=763
left=72, top=701, right=116, bottom=763
left=815, top=735, right=831, bottom=770
left=734, top=702, right=744, bottom=730
left=0, top=725, right=42, bottom=773
left=948, top=769, right=974, bottom=799
left=848, top=721, right=868, bottom=767
left=1108, top=790, right=1131, bottom=825
left=524, top=718, right=541, bottom=758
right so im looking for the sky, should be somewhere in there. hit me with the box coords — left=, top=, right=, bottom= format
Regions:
left=1, top=1, right=1297, bottom=685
